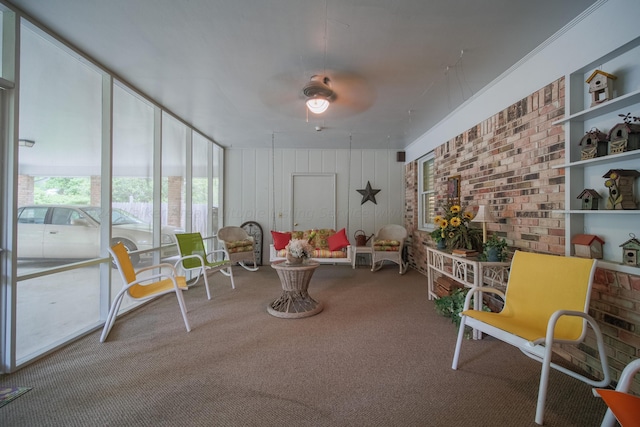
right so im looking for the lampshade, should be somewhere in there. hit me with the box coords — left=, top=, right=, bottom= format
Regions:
left=306, top=97, right=330, bottom=114
left=471, top=205, right=494, bottom=243
left=471, top=205, right=494, bottom=223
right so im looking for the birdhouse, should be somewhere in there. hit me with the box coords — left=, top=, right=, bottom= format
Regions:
left=619, top=234, right=640, bottom=267
left=585, top=70, right=616, bottom=107
left=579, top=128, right=608, bottom=159
left=576, top=189, right=601, bottom=210
left=603, top=169, right=640, bottom=210
left=571, top=234, right=604, bottom=259
left=607, top=122, right=640, bottom=153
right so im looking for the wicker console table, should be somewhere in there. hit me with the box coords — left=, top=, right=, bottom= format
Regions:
left=268, top=260, right=323, bottom=318
left=427, top=247, right=510, bottom=339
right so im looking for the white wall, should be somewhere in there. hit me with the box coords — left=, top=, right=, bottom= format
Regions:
left=224, top=148, right=404, bottom=262
left=405, top=0, right=640, bottom=162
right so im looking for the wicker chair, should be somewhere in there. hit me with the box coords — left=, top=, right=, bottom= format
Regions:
left=217, top=226, right=259, bottom=272
left=371, top=224, right=408, bottom=274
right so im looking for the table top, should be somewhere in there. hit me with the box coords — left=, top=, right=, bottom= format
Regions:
left=271, top=259, right=320, bottom=270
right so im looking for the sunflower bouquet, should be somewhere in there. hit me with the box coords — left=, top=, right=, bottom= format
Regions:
left=432, top=203, right=482, bottom=251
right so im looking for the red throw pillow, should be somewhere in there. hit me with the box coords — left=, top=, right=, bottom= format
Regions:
left=271, top=231, right=291, bottom=250
left=328, top=228, right=350, bottom=251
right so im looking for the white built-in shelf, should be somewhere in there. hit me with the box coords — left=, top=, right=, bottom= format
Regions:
left=595, top=259, right=639, bottom=275
left=553, top=209, right=639, bottom=215
left=556, top=37, right=640, bottom=268
left=552, top=149, right=640, bottom=169
left=553, top=88, right=640, bottom=125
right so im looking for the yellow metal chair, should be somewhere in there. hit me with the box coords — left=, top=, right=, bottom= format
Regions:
left=101, top=242, right=190, bottom=342
left=371, top=224, right=408, bottom=274
left=451, top=250, right=610, bottom=425
left=217, top=226, right=259, bottom=272
left=175, top=232, right=233, bottom=297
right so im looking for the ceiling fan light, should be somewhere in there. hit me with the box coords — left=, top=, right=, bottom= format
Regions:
left=306, top=97, right=330, bottom=114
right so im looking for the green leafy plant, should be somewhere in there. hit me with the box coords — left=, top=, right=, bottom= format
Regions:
left=481, top=235, right=509, bottom=262
left=434, top=288, right=491, bottom=339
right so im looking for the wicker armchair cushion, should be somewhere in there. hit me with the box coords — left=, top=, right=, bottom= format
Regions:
left=226, top=239, right=254, bottom=253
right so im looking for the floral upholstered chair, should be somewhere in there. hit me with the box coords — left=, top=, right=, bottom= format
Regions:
left=217, top=226, right=259, bottom=272
left=371, top=224, right=408, bottom=274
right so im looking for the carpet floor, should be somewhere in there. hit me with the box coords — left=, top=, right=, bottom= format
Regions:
left=0, top=264, right=608, bottom=426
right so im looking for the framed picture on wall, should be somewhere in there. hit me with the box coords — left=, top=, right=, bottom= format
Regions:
left=447, top=175, right=460, bottom=205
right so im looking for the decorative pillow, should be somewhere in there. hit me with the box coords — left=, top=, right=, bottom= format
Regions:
left=374, top=239, right=400, bottom=246
left=271, top=231, right=291, bottom=250
left=226, top=239, right=253, bottom=249
left=314, top=229, right=335, bottom=249
left=328, top=228, right=350, bottom=251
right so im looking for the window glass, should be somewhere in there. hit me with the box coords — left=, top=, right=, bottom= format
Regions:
left=16, top=23, right=102, bottom=360
left=211, top=141, right=222, bottom=232
left=17, top=206, right=47, bottom=224
left=0, top=9, right=4, bottom=75
left=161, top=112, right=187, bottom=239
left=192, top=131, right=211, bottom=235
left=112, top=82, right=156, bottom=302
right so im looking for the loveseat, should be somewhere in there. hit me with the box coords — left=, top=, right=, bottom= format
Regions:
left=269, top=228, right=352, bottom=265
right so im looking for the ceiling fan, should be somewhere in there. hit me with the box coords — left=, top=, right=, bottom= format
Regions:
left=261, top=69, right=376, bottom=119
left=303, top=75, right=335, bottom=114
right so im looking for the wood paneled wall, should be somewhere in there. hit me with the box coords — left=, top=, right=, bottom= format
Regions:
left=224, top=148, right=405, bottom=263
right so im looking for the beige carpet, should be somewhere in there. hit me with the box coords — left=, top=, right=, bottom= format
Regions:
left=0, top=264, right=608, bottom=426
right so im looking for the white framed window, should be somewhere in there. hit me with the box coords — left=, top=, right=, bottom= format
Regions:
left=418, top=153, right=435, bottom=230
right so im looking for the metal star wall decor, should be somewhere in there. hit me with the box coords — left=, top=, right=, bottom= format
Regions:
left=357, top=181, right=381, bottom=205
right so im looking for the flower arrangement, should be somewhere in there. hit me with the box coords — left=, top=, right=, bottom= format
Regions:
left=286, top=239, right=313, bottom=259
left=432, top=203, right=482, bottom=251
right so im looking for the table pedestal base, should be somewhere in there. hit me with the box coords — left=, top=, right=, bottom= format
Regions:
left=267, top=291, right=323, bottom=318
left=269, top=260, right=322, bottom=318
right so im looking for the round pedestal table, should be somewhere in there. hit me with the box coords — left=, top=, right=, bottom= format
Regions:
left=268, top=260, right=322, bottom=318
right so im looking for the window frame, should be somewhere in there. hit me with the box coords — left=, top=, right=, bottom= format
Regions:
left=418, top=153, right=435, bottom=231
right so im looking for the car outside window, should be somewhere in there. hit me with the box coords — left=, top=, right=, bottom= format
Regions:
left=17, top=207, right=48, bottom=224
left=51, top=208, right=73, bottom=225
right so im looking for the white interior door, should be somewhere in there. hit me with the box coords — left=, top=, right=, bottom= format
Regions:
left=291, top=173, right=336, bottom=231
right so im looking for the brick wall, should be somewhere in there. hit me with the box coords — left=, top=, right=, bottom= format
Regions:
left=167, top=176, right=183, bottom=227
left=405, top=77, right=640, bottom=394
left=90, top=176, right=101, bottom=206
left=17, top=175, right=34, bottom=207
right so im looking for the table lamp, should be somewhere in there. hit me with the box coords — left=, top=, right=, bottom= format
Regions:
left=471, top=205, right=494, bottom=243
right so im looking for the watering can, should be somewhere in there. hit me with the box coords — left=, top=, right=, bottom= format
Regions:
left=354, top=230, right=373, bottom=247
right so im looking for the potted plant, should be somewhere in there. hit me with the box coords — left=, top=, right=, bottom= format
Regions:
left=432, top=203, right=483, bottom=251
left=430, top=227, right=446, bottom=249
left=482, top=235, right=508, bottom=262
left=434, top=288, right=490, bottom=338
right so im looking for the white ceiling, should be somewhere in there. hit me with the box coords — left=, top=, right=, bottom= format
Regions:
left=9, top=0, right=598, bottom=150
